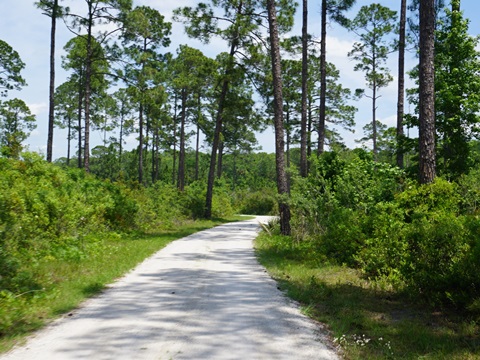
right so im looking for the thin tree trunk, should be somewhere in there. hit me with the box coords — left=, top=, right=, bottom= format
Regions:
left=205, top=1, right=243, bottom=219
left=67, top=114, right=71, bottom=166
left=138, top=102, right=144, bottom=185
left=286, top=107, right=291, bottom=169
left=195, top=95, right=201, bottom=181
left=46, top=0, right=58, bottom=163
left=172, top=92, right=178, bottom=185
left=178, top=88, right=187, bottom=191
left=300, top=0, right=308, bottom=177
left=217, top=141, right=224, bottom=179
left=84, top=5, right=93, bottom=172
left=152, top=124, right=159, bottom=183
left=318, top=0, right=327, bottom=155
left=119, top=104, right=124, bottom=168
left=155, top=126, right=160, bottom=182
left=307, top=98, right=312, bottom=159
left=77, top=79, right=83, bottom=169
left=372, top=83, right=378, bottom=162
left=267, top=0, right=291, bottom=236
left=397, top=0, right=406, bottom=168
left=419, top=0, right=436, bottom=184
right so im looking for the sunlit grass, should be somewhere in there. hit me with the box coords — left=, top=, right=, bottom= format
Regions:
left=255, top=232, right=480, bottom=359
left=0, top=216, right=247, bottom=354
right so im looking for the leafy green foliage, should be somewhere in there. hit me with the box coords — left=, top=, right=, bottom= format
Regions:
left=236, top=189, right=277, bottom=215
left=0, top=40, right=26, bottom=96
left=0, top=99, right=36, bottom=158
left=292, top=150, right=404, bottom=264
left=291, top=149, right=480, bottom=310
left=0, top=154, right=244, bottom=339
left=182, top=180, right=234, bottom=219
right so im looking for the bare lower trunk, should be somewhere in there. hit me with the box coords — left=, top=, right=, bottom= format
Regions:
left=178, top=88, right=186, bottom=191
left=138, top=102, right=144, bottom=184
left=205, top=2, right=242, bottom=219
left=419, top=0, right=436, bottom=184
left=267, top=0, right=291, bottom=236
left=46, top=0, right=58, bottom=163
left=172, top=92, right=178, bottom=185
left=77, top=84, right=83, bottom=169
left=300, top=0, right=308, bottom=177
left=217, top=141, right=224, bottom=179
left=396, top=0, right=406, bottom=168
left=318, top=0, right=327, bottom=155
left=84, top=6, right=93, bottom=173
left=67, top=115, right=71, bottom=166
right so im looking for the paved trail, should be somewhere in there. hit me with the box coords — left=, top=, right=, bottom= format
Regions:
left=2, top=216, right=338, bottom=360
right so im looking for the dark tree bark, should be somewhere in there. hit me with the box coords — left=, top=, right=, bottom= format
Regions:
left=178, top=88, right=187, bottom=191
left=205, top=78, right=229, bottom=219
left=317, top=0, right=327, bottom=155
left=397, top=0, right=406, bottom=168
left=195, top=95, right=201, bottom=181
left=172, top=92, right=178, bottom=185
left=83, top=2, right=93, bottom=172
left=419, top=0, right=436, bottom=184
left=300, top=0, right=308, bottom=177
left=46, top=0, right=58, bottom=162
left=77, top=74, right=83, bottom=169
left=267, top=0, right=291, bottom=236
left=138, top=101, right=144, bottom=184
left=217, top=141, right=224, bottom=179
left=66, top=114, right=71, bottom=166
left=204, top=1, right=242, bottom=219
left=372, top=73, right=378, bottom=161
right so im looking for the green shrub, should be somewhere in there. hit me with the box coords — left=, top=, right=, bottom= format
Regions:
left=358, top=179, right=479, bottom=308
left=290, top=151, right=404, bottom=265
left=355, top=202, right=408, bottom=286
left=182, top=180, right=234, bottom=219
left=238, top=190, right=277, bottom=215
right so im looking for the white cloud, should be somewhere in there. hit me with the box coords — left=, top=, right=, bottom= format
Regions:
left=28, top=103, right=48, bottom=116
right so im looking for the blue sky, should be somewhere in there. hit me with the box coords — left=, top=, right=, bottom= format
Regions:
left=0, top=0, right=479, bottom=159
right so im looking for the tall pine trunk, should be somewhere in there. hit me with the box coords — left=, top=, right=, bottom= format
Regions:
left=205, top=1, right=243, bottom=219
left=46, top=0, right=58, bottom=162
left=67, top=114, right=71, bottom=166
left=195, top=94, right=201, bottom=181
left=172, top=92, right=178, bottom=185
left=419, top=0, right=436, bottom=184
left=300, top=0, right=308, bottom=177
left=217, top=141, right=224, bottom=179
left=83, top=3, right=94, bottom=172
left=396, top=0, right=406, bottom=168
left=267, top=0, right=291, bottom=236
left=138, top=101, right=144, bottom=184
left=178, top=88, right=187, bottom=191
left=317, top=0, right=327, bottom=155
left=77, top=76, right=83, bottom=169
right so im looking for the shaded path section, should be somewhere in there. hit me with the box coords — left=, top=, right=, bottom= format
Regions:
left=2, top=216, right=338, bottom=360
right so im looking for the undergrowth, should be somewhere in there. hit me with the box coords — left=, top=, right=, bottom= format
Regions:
left=255, top=231, right=480, bottom=359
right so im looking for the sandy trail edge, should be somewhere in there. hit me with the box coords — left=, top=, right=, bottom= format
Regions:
left=2, top=216, right=338, bottom=360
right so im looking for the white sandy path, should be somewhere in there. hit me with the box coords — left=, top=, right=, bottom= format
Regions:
left=2, top=216, right=338, bottom=360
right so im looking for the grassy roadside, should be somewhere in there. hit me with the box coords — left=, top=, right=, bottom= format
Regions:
left=0, top=216, right=248, bottom=354
left=255, top=232, right=480, bottom=359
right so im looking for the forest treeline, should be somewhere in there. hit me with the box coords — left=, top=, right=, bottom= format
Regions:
left=1, top=0, right=480, bottom=337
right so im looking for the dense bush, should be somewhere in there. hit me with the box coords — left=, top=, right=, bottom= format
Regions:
left=236, top=189, right=277, bottom=215
left=291, top=151, right=404, bottom=265
left=181, top=180, right=234, bottom=219
left=291, top=151, right=480, bottom=310
left=358, top=180, right=478, bottom=307
left=0, top=154, right=237, bottom=299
